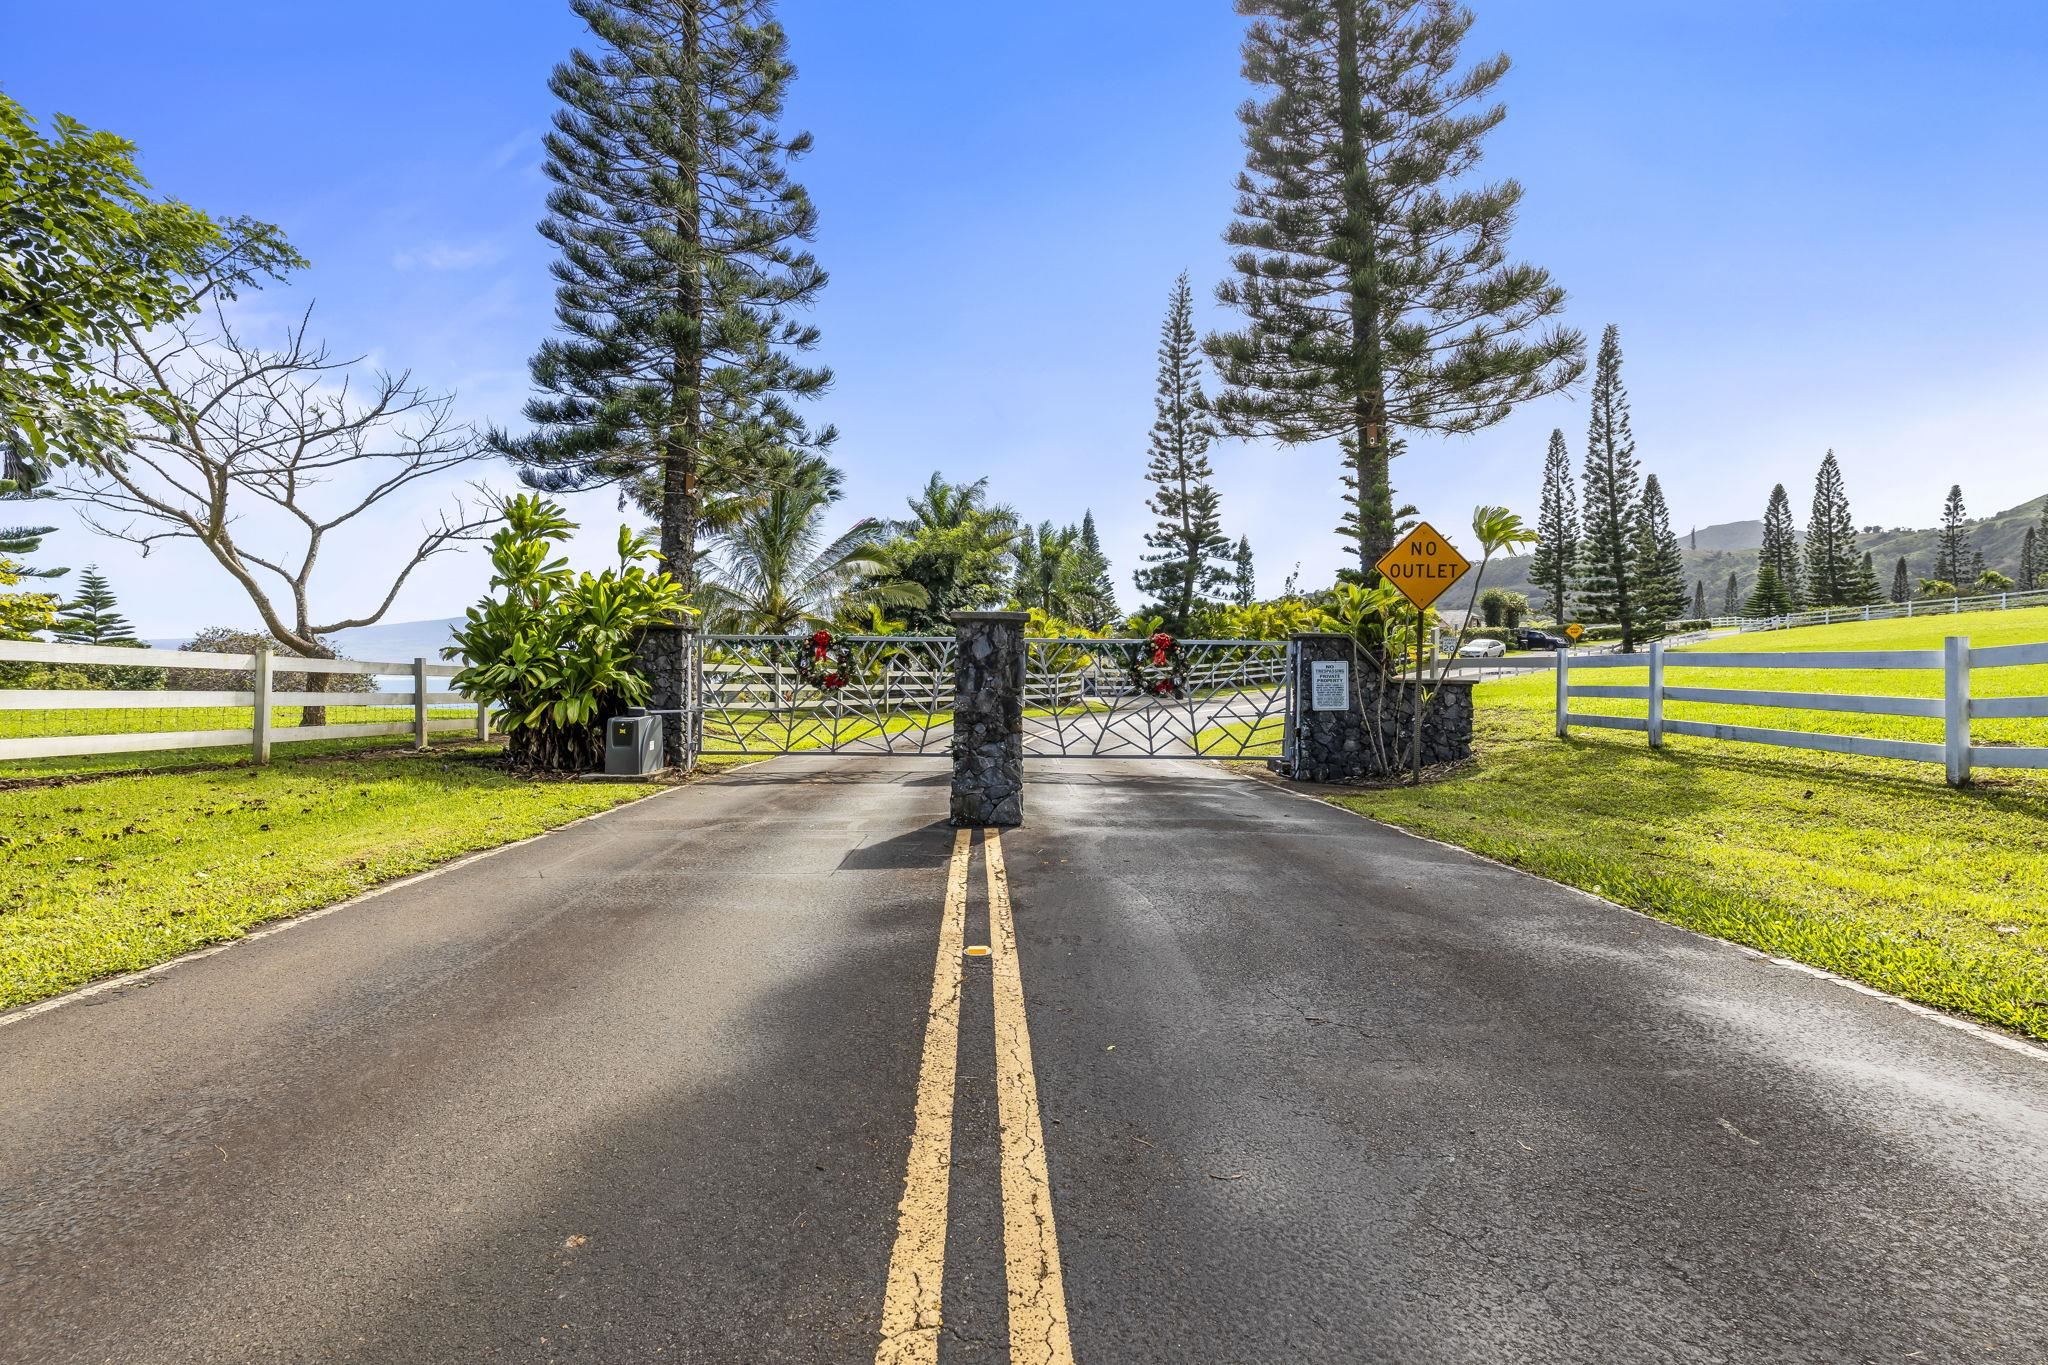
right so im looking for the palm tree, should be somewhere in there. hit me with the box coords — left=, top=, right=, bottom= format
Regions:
left=1012, top=520, right=1103, bottom=623
left=704, top=463, right=927, bottom=634
left=860, top=472, right=1019, bottom=630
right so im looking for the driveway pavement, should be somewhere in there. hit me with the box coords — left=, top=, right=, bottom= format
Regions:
left=2, top=756, right=2042, bottom=1363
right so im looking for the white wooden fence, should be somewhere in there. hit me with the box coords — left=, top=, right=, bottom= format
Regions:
left=0, top=639, right=485, bottom=764
left=1707, top=585, right=2048, bottom=634
left=1553, top=637, right=2048, bottom=785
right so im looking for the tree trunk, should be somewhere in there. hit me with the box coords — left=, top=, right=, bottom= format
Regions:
left=298, top=646, right=334, bottom=727
left=648, top=1, right=706, bottom=770
left=1335, top=0, right=1394, bottom=581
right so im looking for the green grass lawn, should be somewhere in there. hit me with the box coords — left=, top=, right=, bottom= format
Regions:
left=701, top=707, right=935, bottom=754
left=0, top=744, right=661, bottom=1010
left=1309, top=607, right=2048, bottom=1040
left=0, top=701, right=475, bottom=742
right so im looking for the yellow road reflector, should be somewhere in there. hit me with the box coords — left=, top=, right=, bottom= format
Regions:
left=964, top=945, right=992, bottom=958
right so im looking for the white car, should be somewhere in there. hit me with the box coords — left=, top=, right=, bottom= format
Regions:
left=1457, top=638, right=1507, bottom=658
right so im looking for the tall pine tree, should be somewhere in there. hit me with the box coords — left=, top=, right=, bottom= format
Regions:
left=497, top=1, right=830, bottom=752
left=1935, top=484, right=1969, bottom=583
left=1232, top=536, right=1256, bottom=607
left=1691, top=580, right=1706, bottom=619
left=1851, top=550, right=1882, bottom=606
left=1136, top=273, right=1232, bottom=634
left=2022, top=526, right=2041, bottom=591
left=1745, top=563, right=1792, bottom=616
left=1527, top=427, right=1577, bottom=624
left=1761, top=484, right=1801, bottom=606
left=1800, top=450, right=1859, bottom=606
left=1632, top=473, right=1686, bottom=637
left=2037, top=498, right=2048, bottom=586
left=1573, top=326, right=1643, bottom=649
left=1206, top=0, right=1584, bottom=579
left=1891, top=556, right=1911, bottom=603
left=1076, top=510, right=1118, bottom=628
left=54, top=565, right=134, bottom=643
left=1723, top=571, right=1739, bottom=615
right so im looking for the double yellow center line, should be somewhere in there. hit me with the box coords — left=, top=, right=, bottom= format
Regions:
left=875, top=828, right=1075, bottom=1365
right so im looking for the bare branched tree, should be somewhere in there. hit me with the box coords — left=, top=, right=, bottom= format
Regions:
left=56, top=303, right=494, bottom=721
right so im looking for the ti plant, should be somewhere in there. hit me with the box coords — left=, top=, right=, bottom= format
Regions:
left=449, top=494, right=692, bottom=771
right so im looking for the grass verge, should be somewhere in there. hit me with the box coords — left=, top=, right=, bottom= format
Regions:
left=0, top=743, right=664, bottom=1010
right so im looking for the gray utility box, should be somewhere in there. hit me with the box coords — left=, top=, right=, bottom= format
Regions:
left=604, top=709, right=665, bottom=775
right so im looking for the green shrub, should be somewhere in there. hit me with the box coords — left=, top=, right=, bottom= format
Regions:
left=1477, top=588, right=1528, bottom=628
left=449, top=495, right=691, bottom=771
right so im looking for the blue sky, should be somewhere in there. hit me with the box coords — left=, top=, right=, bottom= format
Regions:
left=9, top=1, right=2048, bottom=635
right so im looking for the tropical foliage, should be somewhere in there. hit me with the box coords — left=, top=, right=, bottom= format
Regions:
left=449, top=495, right=691, bottom=771
left=1, top=91, right=299, bottom=466
left=860, top=473, right=1019, bottom=631
left=701, top=460, right=926, bottom=633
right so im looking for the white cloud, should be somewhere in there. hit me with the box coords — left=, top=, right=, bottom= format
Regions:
left=391, top=240, right=506, bottom=272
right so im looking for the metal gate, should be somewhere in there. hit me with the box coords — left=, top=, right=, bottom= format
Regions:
left=697, top=634, right=957, bottom=757
left=690, top=633, right=1291, bottom=761
left=1021, top=637, right=1290, bottom=759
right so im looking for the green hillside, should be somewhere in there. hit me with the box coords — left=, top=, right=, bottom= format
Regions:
left=1485, top=493, right=2047, bottom=618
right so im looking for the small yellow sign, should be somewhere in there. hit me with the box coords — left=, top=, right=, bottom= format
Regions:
left=1565, top=623, right=1584, bottom=642
left=1374, top=521, right=1472, bottom=611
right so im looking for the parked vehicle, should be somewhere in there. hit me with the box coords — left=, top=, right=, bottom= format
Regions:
left=1457, top=638, right=1508, bottom=658
left=1514, top=628, right=1571, bottom=651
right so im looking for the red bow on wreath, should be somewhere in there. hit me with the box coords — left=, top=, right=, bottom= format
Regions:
left=1150, top=631, right=1174, bottom=667
left=822, top=671, right=846, bottom=690
left=811, top=629, right=832, bottom=661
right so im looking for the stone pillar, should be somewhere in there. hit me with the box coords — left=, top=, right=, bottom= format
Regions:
left=635, top=622, right=699, bottom=771
left=950, top=610, right=1027, bottom=826
left=1279, top=632, right=1475, bottom=783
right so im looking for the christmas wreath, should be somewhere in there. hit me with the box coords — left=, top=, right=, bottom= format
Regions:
left=792, top=629, right=850, bottom=692
left=1125, top=631, right=1186, bottom=700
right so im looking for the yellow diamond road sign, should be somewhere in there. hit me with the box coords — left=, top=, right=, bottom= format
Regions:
left=1375, top=521, right=1472, bottom=611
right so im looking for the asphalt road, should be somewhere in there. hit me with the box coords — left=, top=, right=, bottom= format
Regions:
left=3, top=756, right=2044, bottom=1364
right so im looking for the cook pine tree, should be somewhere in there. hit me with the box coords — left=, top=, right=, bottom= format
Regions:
left=1891, top=556, right=1912, bottom=603
left=2038, top=497, right=2048, bottom=586
left=53, top=565, right=135, bottom=643
left=1691, top=580, right=1706, bottom=619
left=1527, top=427, right=1577, bottom=623
left=1632, top=472, right=1686, bottom=637
left=1745, top=564, right=1792, bottom=616
left=1574, top=326, right=1645, bottom=650
left=1761, top=484, right=1801, bottom=606
left=1206, top=0, right=1584, bottom=581
left=1934, top=485, right=1970, bottom=584
left=1723, top=571, right=1739, bottom=615
left=1077, top=511, right=1119, bottom=628
left=2022, top=526, right=2041, bottom=592
left=1232, top=535, right=1257, bottom=607
left=496, top=0, right=830, bottom=753
left=1135, top=273, right=1233, bottom=634
left=1801, top=450, right=1860, bottom=606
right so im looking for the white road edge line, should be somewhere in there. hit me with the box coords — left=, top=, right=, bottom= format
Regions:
left=1225, top=763, right=2048, bottom=1065
left=0, top=763, right=772, bottom=1031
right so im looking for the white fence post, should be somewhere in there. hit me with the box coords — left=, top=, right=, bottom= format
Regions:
left=1647, top=640, right=1665, bottom=749
left=252, top=647, right=274, bottom=765
left=1555, top=648, right=1569, bottom=738
left=1944, top=635, right=1970, bottom=787
left=413, top=657, right=430, bottom=751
